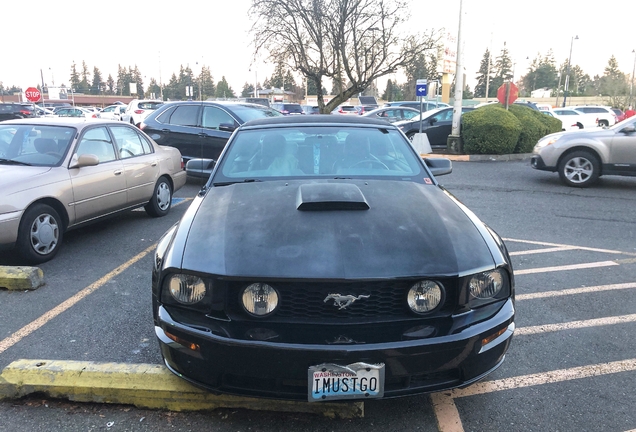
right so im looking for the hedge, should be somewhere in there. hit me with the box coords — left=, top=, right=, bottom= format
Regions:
left=461, top=105, right=521, bottom=154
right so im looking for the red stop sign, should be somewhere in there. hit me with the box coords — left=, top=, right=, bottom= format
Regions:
left=497, top=82, right=518, bottom=106
left=25, top=87, right=41, bottom=102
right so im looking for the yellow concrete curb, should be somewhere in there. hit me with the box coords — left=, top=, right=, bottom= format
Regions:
left=0, top=266, right=45, bottom=291
left=0, top=360, right=364, bottom=418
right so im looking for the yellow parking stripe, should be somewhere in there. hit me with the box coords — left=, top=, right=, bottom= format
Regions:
left=0, top=245, right=156, bottom=355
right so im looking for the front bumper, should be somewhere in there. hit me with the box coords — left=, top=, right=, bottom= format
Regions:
left=0, top=210, right=22, bottom=251
left=155, top=299, right=515, bottom=401
left=530, top=155, right=555, bottom=172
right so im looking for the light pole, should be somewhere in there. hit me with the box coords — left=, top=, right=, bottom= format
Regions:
left=562, top=35, right=578, bottom=107
left=630, top=49, right=635, bottom=107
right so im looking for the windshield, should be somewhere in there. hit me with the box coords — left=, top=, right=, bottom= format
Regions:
left=230, top=104, right=284, bottom=122
left=0, top=124, right=76, bottom=166
left=213, top=125, right=424, bottom=183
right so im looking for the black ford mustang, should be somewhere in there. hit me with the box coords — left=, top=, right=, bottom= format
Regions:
left=152, top=115, right=515, bottom=402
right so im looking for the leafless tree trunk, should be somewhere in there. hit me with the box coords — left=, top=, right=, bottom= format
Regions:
left=250, top=0, right=440, bottom=113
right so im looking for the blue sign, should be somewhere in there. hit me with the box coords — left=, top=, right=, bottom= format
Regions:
left=416, top=84, right=428, bottom=97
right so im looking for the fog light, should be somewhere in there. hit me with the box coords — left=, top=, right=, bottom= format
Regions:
left=407, top=280, right=443, bottom=314
left=241, top=283, right=279, bottom=317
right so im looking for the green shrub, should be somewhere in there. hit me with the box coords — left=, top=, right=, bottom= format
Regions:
left=461, top=105, right=521, bottom=154
left=507, top=104, right=561, bottom=153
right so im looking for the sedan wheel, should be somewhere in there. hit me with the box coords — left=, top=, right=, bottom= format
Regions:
left=145, top=176, right=173, bottom=217
left=557, top=151, right=600, bottom=187
left=17, top=204, right=64, bottom=263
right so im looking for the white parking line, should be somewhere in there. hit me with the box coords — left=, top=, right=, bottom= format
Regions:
left=516, top=282, right=636, bottom=300
left=504, top=238, right=636, bottom=256
left=514, top=261, right=619, bottom=275
left=432, top=357, right=636, bottom=432
left=516, top=314, right=636, bottom=336
left=509, top=246, right=576, bottom=256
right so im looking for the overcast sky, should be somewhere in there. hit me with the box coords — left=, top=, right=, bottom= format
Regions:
left=3, top=1, right=635, bottom=95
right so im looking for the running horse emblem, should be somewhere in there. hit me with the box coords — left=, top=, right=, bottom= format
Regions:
left=323, top=293, right=370, bottom=310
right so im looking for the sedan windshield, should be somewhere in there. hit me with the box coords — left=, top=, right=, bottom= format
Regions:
left=214, top=126, right=424, bottom=182
left=0, top=124, right=76, bottom=166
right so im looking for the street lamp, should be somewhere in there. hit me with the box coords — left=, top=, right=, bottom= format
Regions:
left=630, top=49, right=635, bottom=107
left=562, top=35, right=579, bottom=107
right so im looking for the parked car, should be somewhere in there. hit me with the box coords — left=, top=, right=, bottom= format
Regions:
left=151, top=114, right=515, bottom=402
left=98, top=104, right=126, bottom=121
left=362, top=106, right=421, bottom=123
left=34, top=106, right=56, bottom=117
left=124, top=99, right=164, bottom=126
left=612, top=108, right=626, bottom=122
left=0, top=103, right=36, bottom=121
left=271, top=103, right=304, bottom=115
left=383, top=101, right=451, bottom=111
left=531, top=115, right=636, bottom=187
left=54, top=106, right=98, bottom=119
left=541, top=109, right=583, bottom=132
left=552, top=108, right=598, bottom=129
left=332, top=105, right=359, bottom=115
left=140, top=101, right=283, bottom=178
left=0, top=118, right=186, bottom=263
left=300, top=105, right=320, bottom=115
left=572, top=105, right=617, bottom=127
left=394, top=106, right=475, bottom=147
left=355, top=104, right=379, bottom=115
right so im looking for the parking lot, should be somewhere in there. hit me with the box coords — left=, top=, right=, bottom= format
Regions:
left=1, top=159, right=636, bottom=431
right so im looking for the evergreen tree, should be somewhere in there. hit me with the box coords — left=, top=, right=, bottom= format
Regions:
left=91, top=67, right=103, bottom=95
left=490, top=44, right=513, bottom=97
left=69, top=62, right=81, bottom=93
left=147, top=78, right=161, bottom=100
left=215, top=76, right=235, bottom=98
left=241, top=83, right=255, bottom=98
left=474, top=49, right=492, bottom=98
left=77, top=61, right=91, bottom=94
left=598, top=55, right=628, bottom=98
left=106, top=74, right=115, bottom=95
left=197, top=66, right=215, bottom=100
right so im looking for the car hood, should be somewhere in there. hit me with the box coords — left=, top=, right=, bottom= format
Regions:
left=178, top=180, right=495, bottom=279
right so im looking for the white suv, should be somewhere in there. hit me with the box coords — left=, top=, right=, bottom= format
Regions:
left=124, top=99, right=164, bottom=126
left=572, top=105, right=617, bottom=127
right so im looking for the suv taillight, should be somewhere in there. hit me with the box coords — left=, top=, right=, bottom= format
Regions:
left=134, top=109, right=144, bottom=114
left=19, top=109, right=32, bottom=116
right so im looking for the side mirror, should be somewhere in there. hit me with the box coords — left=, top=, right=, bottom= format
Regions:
left=69, top=153, right=99, bottom=168
left=429, top=118, right=437, bottom=125
left=620, top=125, right=636, bottom=134
left=424, top=157, right=452, bottom=176
left=219, top=122, right=236, bottom=132
left=186, top=158, right=216, bottom=180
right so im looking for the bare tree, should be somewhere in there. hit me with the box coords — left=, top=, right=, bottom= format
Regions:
left=249, top=0, right=440, bottom=113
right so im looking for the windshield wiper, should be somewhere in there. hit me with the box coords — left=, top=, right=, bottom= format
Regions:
left=213, top=178, right=263, bottom=186
left=0, top=158, right=32, bottom=166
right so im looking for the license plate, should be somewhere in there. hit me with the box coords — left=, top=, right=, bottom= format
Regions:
left=308, top=362, right=385, bottom=402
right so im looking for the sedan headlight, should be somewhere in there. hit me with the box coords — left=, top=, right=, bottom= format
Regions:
left=407, top=280, right=444, bottom=314
left=167, top=274, right=207, bottom=304
left=241, top=283, right=279, bottom=317
left=468, top=269, right=510, bottom=308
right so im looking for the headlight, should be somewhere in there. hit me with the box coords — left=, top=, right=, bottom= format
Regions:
left=407, top=280, right=444, bottom=314
left=241, top=283, right=279, bottom=317
left=166, top=274, right=207, bottom=304
left=534, top=135, right=561, bottom=150
left=468, top=269, right=509, bottom=308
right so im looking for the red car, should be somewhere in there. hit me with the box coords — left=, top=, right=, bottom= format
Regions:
left=612, top=108, right=626, bottom=122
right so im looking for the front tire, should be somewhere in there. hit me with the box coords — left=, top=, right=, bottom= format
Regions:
left=558, top=151, right=600, bottom=188
left=17, top=204, right=63, bottom=264
left=145, top=176, right=173, bottom=217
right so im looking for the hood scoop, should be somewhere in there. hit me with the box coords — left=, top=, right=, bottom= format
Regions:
left=296, top=183, right=370, bottom=211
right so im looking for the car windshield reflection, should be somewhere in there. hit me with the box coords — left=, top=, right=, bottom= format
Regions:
left=214, top=126, right=423, bottom=182
left=0, top=125, right=75, bottom=166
